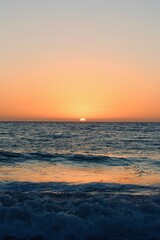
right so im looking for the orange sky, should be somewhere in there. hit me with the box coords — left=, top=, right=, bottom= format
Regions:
left=0, top=1, right=160, bottom=121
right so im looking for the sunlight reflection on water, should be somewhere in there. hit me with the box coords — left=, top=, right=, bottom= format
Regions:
left=1, top=161, right=159, bottom=185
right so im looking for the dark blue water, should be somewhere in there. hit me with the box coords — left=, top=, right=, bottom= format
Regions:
left=0, top=122, right=160, bottom=158
left=0, top=122, right=160, bottom=240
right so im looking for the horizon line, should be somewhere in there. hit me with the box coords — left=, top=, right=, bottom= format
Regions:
left=0, top=118, right=160, bottom=123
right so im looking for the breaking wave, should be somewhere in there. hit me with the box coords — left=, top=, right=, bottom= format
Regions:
left=0, top=182, right=160, bottom=240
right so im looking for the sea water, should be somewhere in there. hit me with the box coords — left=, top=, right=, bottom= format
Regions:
left=0, top=122, right=160, bottom=239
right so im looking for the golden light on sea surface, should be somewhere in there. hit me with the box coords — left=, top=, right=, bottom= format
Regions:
left=80, top=118, right=86, bottom=122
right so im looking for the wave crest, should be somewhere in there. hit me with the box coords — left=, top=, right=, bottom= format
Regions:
left=0, top=151, right=129, bottom=166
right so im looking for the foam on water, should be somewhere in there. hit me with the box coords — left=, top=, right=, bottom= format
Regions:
left=0, top=182, right=160, bottom=240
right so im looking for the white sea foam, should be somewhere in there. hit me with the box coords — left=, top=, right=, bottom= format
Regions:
left=0, top=182, right=160, bottom=240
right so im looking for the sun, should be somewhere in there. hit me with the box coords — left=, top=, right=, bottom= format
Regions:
left=80, top=118, right=86, bottom=122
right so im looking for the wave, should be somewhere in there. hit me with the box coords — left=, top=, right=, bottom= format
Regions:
left=0, top=182, right=160, bottom=240
left=1, top=150, right=159, bottom=170
left=0, top=150, right=130, bottom=166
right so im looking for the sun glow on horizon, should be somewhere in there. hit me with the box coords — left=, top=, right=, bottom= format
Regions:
left=80, top=118, right=86, bottom=122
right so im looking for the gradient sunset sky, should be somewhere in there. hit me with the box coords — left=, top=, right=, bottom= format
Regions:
left=0, top=0, right=160, bottom=121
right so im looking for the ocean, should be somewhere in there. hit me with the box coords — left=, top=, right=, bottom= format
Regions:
left=0, top=122, right=160, bottom=240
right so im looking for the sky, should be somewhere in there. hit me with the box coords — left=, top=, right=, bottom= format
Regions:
left=0, top=0, right=160, bottom=121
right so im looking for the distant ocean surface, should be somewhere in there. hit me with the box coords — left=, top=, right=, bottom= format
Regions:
left=0, top=122, right=160, bottom=240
